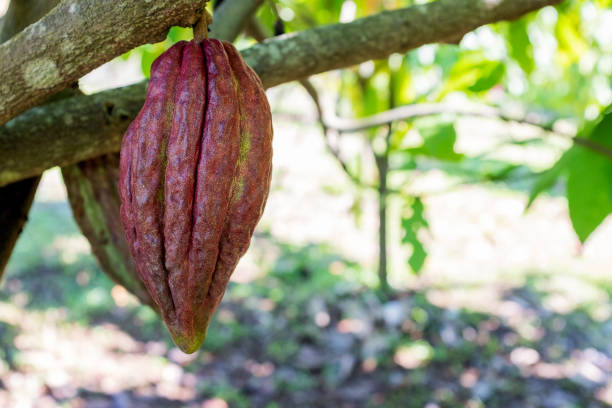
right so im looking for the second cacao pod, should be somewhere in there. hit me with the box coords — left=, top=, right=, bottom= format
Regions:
left=62, top=154, right=156, bottom=309
left=119, top=39, right=273, bottom=353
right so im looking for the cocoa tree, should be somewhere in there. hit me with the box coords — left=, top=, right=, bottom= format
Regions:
left=6, top=0, right=604, bottom=304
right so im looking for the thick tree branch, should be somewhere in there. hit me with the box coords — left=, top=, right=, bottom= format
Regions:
left=0, top=83, right=145, bottom=187
left=0, top=0, right=63, bottom=276
left=0, top=0, right=561, bottom=187
left=242, top=0, right=561, bottom=89
left=0, top=0, right=208, bottom=126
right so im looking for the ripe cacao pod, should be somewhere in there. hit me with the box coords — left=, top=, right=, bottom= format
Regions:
left=119, top=39, right=273, bottom=353
left=62, top=154, right=156, bottom=309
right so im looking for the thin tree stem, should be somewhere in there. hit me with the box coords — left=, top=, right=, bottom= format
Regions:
left=375, top=146, right=390, bottom=295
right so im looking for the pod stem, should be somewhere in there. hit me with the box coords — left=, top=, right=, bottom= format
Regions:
left=194, top=8, right=213, bottom=42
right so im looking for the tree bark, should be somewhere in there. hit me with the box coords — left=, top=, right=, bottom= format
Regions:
left=242, top=0, right=560, bottom=89
left=0, top=177, right=39, bottom=275
left=0, top=0, right=63, bottom=276
left=0, top=0, right=208, bottom=125
left=0, top=0, right=561, bottom=187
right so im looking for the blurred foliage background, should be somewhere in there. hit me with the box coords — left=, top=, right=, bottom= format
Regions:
left=3, top=0, right=612, bottom=407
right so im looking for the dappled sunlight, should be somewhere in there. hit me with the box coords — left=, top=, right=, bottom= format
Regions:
left=460, top=367, right=480, bottom=388
left=0, top=301, right=199, bottom=406
left=541, top=274, right=610, bottom=314
left=229, top=249, right=267, bottom=284
left=597, top=381, right=612, bottom=405
left=50, top=235, right=91, bottom=265
left=513, top=347, right=612, bottom=387
left=110, top=284, right=140, bottom=308
left=245, top=360, right=276, bottom=378
left=393, top=341, right=433, bottom=369
left=2, top=255, right=612, bottom=406
left=336, top=318, right=367, bottom=334
left=510, top=346, right=540, bottom=366
left=202, top=398, right=230, bottom=408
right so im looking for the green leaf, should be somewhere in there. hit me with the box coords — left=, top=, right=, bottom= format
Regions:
left=141, top=44, right=168, bottom=78
left=563, top=106, right=612, bottom=242
left=349, top=194, right=364, bottom=227
left=587, top=106, right=612, bottom=149
left=401, top=197, right=429, bottom=274
left=526, top=106, right=612, bottom=241
left=167, top=26, right=193, bottom=43
left=409, top=242, right=427, bottom=273
left=390, top=152, right=417, bottom=171
left=525, top=151, right=573, bottom=209
left=468, top=62, right=506, bottom=93
left=119, top=50, right=133, bottom=61
left=528, top=106, right=612, bottom=210
left=506, top=19, right=534, bottom=74
left=441, top=53, right=505, bottom=96
left=408, top=120, right=463, bottom=162
left=526, top=167, right=562, bottom=210
left=567, top=149, right=612, bottom=243
left=555, top=12, right=588, bottom=67
left=435, top=156, right=529, bottom=183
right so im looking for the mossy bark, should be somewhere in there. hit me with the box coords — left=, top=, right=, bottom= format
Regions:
left=0, top=0, right=62, bottom=278
left=0, top=0, right=209, bottom=125
left=62, top=154, right=156, bottom=309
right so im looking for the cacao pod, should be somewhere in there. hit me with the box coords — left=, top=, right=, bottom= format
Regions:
left=62, top=154, right=156, bottom=309
left=119, top=39, right=273, bottom=353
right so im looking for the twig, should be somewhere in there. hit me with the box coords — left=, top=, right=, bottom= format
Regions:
left=374, top=124, right=393, bottom=294
left=321, top=103, right=557, bottom=133
left=300, top=78, right=369, bottom=188
left=319, top=103, right=612, bottom=160
left=571, top=138, right=612, bottom=159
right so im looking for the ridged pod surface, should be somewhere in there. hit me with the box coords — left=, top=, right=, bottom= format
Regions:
left=62, top=154, right=156, bottom=309
left=119, top=39, right=273, bottom=353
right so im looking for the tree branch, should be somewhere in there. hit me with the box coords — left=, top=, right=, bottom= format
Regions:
left=0, top=0, right=208, bottom=126
left=320, top=103, right=612, bottom=159
left=300, top=79, right=362, bottom=186
left=0, top=0, right=64, bottom=277
left=321, top=103, right=558, bottom=134
left=210, top=0, right=263, bottom=41
left=1, top=1, right=52, bottom=41
left=0, top=0, right=561, bottom=187
left=242, top=0, right=561, bottom=89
